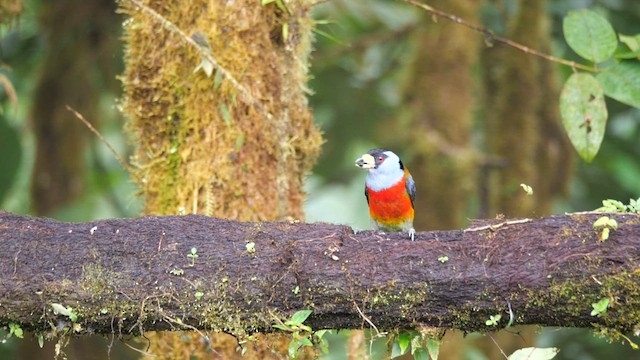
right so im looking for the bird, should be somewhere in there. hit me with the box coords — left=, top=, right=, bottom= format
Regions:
left=355, top=148, right=416, bottom=241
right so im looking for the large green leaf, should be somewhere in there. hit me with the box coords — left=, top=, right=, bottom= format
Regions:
left=597, top=61, right=640, bottom=109
left=563, top=10, right=617, bottom=63
left=560, top=73, right=608, bottom=162
left=508, top=347, right=559, bottom=360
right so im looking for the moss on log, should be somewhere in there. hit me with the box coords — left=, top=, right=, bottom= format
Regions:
left=1, top=211, right=639, bottom=339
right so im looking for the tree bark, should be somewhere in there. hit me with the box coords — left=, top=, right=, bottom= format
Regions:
left=1, top=211, right=639, bottom=337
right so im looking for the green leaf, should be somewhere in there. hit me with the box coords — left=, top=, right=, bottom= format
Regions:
left=508, top=347, right=559, bottom=360
left=9, top=323, right=23, bottom=339
left=426, top=338, right=441, bottom=360
left=597, top=61, right=640, bottom=109
left=486, top=314, right=501, bottom=326
left=213, top=70, right=224, bottom=91
left=591, top=298, right=610, bottom=316
left=391, top=342, right=404, bottom=358
left=593, top=216, right=611, bottom=228
left=235, top=134, right=245, bottom=151
left=289, top=310, right=312, bottom=325
left=51, top=303, right=73, bottom=317
left=397, top=331, right=411, bottom=355
left=193, top=58, right=214, bottom=77
left=619, top=34, right=640, bottom=52
left=563, top=10, right=617, bottom=62
left=272, top=324, right=290, bottom=331
left=414, top=348, right=430, bottom=360
left=218, top=103, right=232, bottom=125
left=614, top=47, right=640, bottom=60
left=274, top=0, right=287, bottom=12
left=601, top=199, right=627, bottom=212
left=38, top=334, right=44, bottom=348
left=410, top=334, right=422, bottom=354
left=298, top=337, right=313, bottom=347
left=560, top=73, right=607, bottom=162
left=288, top=341, right=300, bottom=359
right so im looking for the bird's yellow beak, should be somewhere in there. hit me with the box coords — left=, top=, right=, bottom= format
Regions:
left=355, top=153, right=375, bottom=169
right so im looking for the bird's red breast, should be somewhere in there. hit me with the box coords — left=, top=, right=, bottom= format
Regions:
left=366, top=171, right=414, bottom=230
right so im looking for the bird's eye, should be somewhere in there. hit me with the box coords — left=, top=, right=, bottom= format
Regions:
left=378, top=156, right=384, bottom=162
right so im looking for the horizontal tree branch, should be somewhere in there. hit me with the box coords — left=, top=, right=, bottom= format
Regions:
left=1, top=211, right=639, bottom=339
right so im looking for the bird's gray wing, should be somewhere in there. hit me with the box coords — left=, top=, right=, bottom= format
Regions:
left=405, top=175, right=416, bottom=208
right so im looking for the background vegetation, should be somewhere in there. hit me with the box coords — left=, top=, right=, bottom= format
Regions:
left=1, top=0, right=639, bottom=359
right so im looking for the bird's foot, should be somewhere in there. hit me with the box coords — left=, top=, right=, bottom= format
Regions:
left=409, top=228, right=415, bottom=241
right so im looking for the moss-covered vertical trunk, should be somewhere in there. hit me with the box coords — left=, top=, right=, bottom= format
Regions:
left=118, top=0, right=321, bottom=358
left=394, top=0, right=481, bottom=230
left=120, top=0, right=322, bottom=221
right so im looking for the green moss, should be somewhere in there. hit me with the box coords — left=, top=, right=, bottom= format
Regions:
left=524, top=267, right=640, bottom=336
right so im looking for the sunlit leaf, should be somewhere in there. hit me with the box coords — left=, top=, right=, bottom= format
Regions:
left=51, top=303, right=73, bottom=317
left=563, top=10, right=617, bottom=62
left=289, top=309, right=312, bottom=325
left=288, top=341, right=298, bottom=359
left=193, top=58, right=214, bottom=77
left=591, top=298, right=609, bottom=316
left=397, top=331, right=411, bottom=355
left=593, top=216, right=611, bottom=228
left=560, top=73, right=607, bottom=162
left=427, top=338, right=440, bottom=360
left=619, top=33, right=640, bottom=52
left=508, top=347, right=559, bottom=360
left=597, top=61, right=640, bottom=109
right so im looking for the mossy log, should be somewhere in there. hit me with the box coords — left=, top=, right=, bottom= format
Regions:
left=1, top=211, right=639, bottom=337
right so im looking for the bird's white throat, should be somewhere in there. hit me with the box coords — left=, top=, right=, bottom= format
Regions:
left=365, top=151, right=405, bottom=191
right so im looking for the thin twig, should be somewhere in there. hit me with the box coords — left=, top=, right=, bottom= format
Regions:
left=401, top=0, right=599, bottom=73
left=65, top=105, right=133, bottom=173
left=122, top=341, right=157, bottom=358
left=464, top=218, right=532, bottom=232
left=486, top=333, right=509, bottom=360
